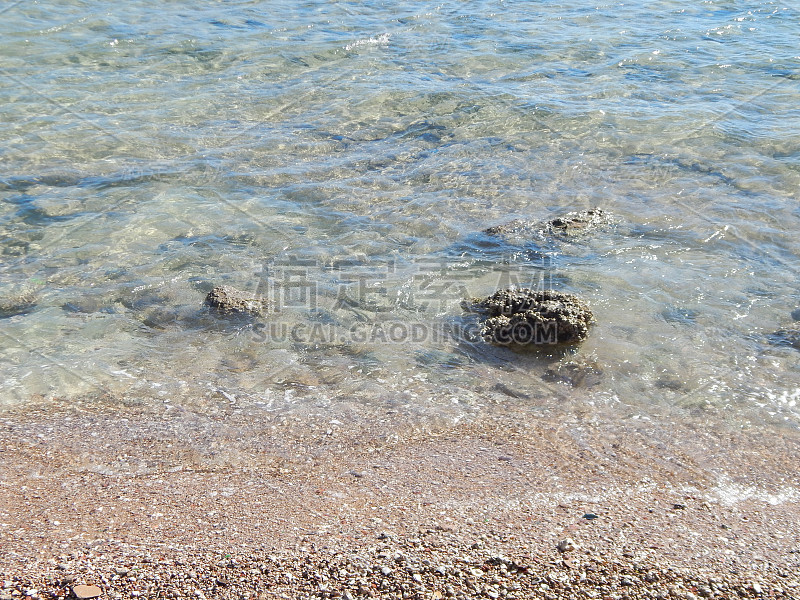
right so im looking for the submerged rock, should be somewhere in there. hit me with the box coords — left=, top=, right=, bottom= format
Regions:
left=767, top=325, right=800, bottom=351
left=463, top=288, right=594, bottom=346
left=0, top=291, right=36, bottom=318
left=542, top=358, right=604, bottom=387
left=204, top=285, right=268, bottom=317
left=484, top=207, right=612, bottom=241
left=483, top=219, right=539, bottom=238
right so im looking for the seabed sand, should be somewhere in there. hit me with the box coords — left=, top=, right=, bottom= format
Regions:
left=1, top=396, right=799, bottom=599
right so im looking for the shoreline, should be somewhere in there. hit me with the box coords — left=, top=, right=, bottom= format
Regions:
left=2, top=400, right=800, bottom=598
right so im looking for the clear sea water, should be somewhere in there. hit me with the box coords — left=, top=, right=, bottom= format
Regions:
left=1, top=0, right=799, bottom=432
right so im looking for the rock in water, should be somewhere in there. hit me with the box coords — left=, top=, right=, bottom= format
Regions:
left=484, top=207, right=612, bottom=241
left=546, top=207, right=610, bottom=236
left=204, top=285, right=268, bottom=317
left=767, top=325, right=800, bottom=351
left=483, top=219, right=539, bottom=238
left=542, top=358, right=603, bottom=387
left=0, top=290, right=36, bottom=318
left=463, top=288, right=594, bottom=346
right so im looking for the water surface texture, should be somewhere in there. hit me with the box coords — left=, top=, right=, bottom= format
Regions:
left=1, top=1, right=799, bottom=430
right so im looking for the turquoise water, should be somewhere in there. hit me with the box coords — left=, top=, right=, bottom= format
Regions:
left=1, top=1, right=799, bottom=430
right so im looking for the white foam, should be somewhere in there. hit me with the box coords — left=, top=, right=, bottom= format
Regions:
left=345, top=33, right=390, bottom=51
left=708, top=477, right=800, bottom=506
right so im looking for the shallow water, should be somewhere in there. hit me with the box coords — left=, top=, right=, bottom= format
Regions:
left=1, top=0, right=799, bottom=434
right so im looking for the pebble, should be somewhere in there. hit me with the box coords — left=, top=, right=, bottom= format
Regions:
left=72, top=585, right=103, bottom=600
left=557, top=538, right=579, bottom=553
left=696, top=585, right=713, bottom=597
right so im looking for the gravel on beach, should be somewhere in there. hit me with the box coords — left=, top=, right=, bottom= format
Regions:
left=4, top=532, right=798, bottom=600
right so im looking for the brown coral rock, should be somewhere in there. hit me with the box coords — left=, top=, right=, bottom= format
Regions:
left=464, top=288, right=594, bottom=346
left=204, top=285, right=268, bottom=317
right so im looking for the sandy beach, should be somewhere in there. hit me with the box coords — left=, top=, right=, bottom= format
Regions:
left=2, top=397, right=799, bottom=599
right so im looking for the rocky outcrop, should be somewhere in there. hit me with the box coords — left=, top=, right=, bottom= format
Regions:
left=204, top=285, right=268, bottom=317
left=463, top=288, right=594, bottom=346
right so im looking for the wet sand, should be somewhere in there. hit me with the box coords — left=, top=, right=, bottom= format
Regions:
left=2, top=397, right=800, bottom=599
